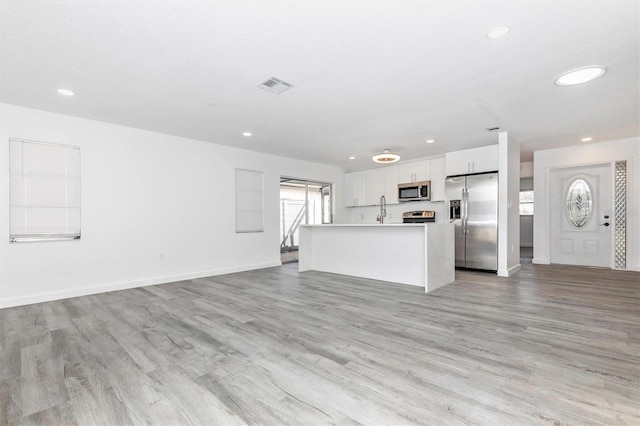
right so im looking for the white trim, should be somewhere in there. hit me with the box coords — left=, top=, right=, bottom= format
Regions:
left=497, top=263, right=522, bottom=277
left=0, top=261, right=282, bottom=309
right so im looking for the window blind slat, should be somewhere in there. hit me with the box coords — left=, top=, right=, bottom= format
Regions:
left=9, top=139, right=81, bottom=242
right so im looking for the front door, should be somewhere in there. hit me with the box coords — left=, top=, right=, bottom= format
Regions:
left=550, top=164, right=611, bottom=267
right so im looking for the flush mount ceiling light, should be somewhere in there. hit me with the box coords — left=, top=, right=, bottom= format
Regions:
left=348, top=156, right=356, bottom=160
left=555, top=66, right=607, bottom=86
left=242, top=132, right=252, bottom=137
left=581, top=137, right=593, bottom=142
left=57, top=88, right=74, bottom=96
left=487, top=26, right=511, bottom=39
left=426, top=139, right=435, bottom=144
left=372, top=149, right=400, bottom=164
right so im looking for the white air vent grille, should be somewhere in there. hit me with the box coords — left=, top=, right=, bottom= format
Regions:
left=258, top=77, right=294, bottom=94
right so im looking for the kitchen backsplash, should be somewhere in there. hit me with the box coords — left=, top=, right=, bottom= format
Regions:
left=346, top=200, right=447, bottom=224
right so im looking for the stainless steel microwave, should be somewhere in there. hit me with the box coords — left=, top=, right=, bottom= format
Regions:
left=398, top=181, right=431, bottom=202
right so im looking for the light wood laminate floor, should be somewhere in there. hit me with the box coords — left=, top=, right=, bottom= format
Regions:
left=1, top=262, right=638, bottom=425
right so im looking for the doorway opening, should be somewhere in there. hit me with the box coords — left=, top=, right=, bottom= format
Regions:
left=520, top=177, right=534, bottom=264
left=280, top=177, right=332, bottom=263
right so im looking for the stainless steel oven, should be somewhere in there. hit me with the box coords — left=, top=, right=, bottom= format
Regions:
left=402, top=210, right=436, bottom=223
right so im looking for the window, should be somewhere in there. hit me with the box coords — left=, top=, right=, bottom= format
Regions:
left=235, top=169, right=264, bottom=233
left=519, top=190, right=534, bottom=216
left=565, top=178, right=592, bottom=228
left=9, top=138, right=81, bottom=242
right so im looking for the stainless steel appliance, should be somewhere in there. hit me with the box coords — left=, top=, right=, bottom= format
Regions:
left=445, top=172, right=498, bottom=271
left=402, top=210, right=436, bottom=223
left=398, top=181, right=431, bottom=202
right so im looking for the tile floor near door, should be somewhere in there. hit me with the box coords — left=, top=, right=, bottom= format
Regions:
left=1, top=262, right=638, bottom=425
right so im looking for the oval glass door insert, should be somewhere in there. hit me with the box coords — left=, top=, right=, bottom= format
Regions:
left=565, top=178, right=593, bottom=228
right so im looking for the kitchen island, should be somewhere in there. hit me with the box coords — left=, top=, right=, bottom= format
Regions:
left=298, top=223, right=454, bottom=292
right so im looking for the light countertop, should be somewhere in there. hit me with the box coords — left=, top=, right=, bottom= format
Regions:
left=299, top=223, right=447, bottom=227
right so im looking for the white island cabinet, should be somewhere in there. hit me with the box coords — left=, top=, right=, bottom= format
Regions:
left=299, top=223, right=455, bottom=293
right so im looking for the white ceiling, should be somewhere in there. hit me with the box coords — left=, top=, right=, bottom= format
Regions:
left=1, top=0, right=638, bottom=171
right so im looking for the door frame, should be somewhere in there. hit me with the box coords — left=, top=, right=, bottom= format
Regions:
left=544, top=159, right=617, bottom=269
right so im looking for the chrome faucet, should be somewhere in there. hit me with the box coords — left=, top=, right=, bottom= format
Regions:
left=376, top=195, right=387, bottom=224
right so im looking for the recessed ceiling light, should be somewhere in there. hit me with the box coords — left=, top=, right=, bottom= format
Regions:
left=242, top=132, right=252, bottom=137
left=555, top=66, right=607, bottom=86
left=581, top=137, right=593, bottom=142
left=57, top=88, right=74, bottom=96
left=426, top=139, right=435, bottom=144
left=487, top=26, right=510, bottom=39
left=348, top=156, right=356, bottom=160
left=372, top=149, right=400, bottom=164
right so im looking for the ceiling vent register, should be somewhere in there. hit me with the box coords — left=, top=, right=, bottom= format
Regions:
left=258, top=77, right=294, bottom=94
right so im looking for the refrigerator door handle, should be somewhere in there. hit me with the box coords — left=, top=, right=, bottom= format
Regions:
left=462, top=187, right=468, bottom=234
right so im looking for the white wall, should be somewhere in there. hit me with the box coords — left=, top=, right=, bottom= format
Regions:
left=498, top=132, right=521, bottom=276
left=533, top=137, right=640, bottom=270
left=520, top=161, right=533, bottom=178
left=0, top=103, right=347, bottom=308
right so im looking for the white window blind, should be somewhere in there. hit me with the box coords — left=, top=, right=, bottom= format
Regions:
left=9, top=138, right=81, bottom=242
left=235, top=169, right=264, bottom=233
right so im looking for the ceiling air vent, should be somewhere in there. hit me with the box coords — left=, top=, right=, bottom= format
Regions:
left=257, top=77, right=294, bottom=94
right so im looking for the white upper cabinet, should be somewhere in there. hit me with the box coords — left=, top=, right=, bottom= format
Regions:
left=344, top=157, right=446, bottom=207
left=398, top=160, right=431, bottom=183
left=344, top=171, right=367, bottom=207
left=366, top=166, right=399, bottom=205
left=445, top=145, right=499, bottom=176
left=429, top=157, right=446, bottom=201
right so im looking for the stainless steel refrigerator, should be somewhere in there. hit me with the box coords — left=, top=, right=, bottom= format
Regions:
left=445, top=172, right=498, bottom=271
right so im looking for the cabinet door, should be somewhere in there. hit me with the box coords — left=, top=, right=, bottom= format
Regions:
left=472, top=144, right=499, bottom=173
left=383, top=166, right=399, bottom=204
left=445, top=150, right=470, bottom=176
left=344, top=171, right=367, bottom=207
left=398, top=160, right=431, bottom=183
left=366, top=169, right=384, bottom=206
left=445, top=145, right=499, bottom=176
left=430, top=157, right=446, bottom=201
left=366, top=166, right=398, bottom=205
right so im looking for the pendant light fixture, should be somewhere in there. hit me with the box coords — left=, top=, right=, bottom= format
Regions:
left=372, top=149, right=400, bottom=164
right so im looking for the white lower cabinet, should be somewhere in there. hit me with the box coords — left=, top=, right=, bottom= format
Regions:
left=445, top=144, right=499, bottom=176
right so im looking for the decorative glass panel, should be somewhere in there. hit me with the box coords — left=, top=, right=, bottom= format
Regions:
left=614, top=161, right=627, bottom=269
left=565, top=179, right=592, bottom=228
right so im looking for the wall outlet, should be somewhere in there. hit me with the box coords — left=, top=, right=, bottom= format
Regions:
left=159, top=253, right=166, bottom=261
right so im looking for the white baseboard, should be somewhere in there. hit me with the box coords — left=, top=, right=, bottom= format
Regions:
left=497, top=263, right=522, bottom=277
left=532, top=257, right=550, bottom=264
left=0, top=261, right=282, bottom=309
